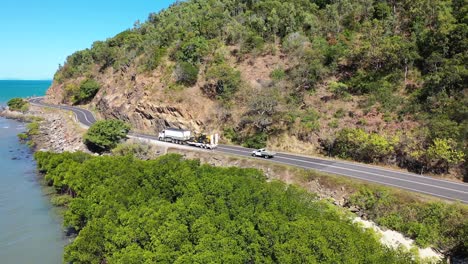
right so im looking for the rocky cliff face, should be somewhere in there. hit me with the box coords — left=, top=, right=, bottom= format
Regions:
left=46, top=65, right=220, bottom=135
left=45, top=49, right=417, bottom=152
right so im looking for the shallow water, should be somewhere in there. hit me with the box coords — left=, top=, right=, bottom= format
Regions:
left=0, top=117, right=64, bottom=263
left=0, top=79, right=64, bottom=263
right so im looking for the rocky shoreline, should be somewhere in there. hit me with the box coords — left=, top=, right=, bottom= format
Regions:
left=0, top=106, right=88, bottom=153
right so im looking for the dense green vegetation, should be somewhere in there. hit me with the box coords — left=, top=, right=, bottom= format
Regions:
left=35, top=152, right=416, bottom=263
left=326, top=128, right=465, bottom=174
left=83, top=120, right=130, bottom=153
left=63, top=78, right=101, bottom=105
left=349, top=186, right=468, bottom=256
left=54, top=0, right=467, bottom=177
left=7, top=97, right=29, bottom=112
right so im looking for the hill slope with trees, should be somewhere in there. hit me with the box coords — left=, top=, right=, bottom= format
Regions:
left=46, top=0, right=467, bottom=179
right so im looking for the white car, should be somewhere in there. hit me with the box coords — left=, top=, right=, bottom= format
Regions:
left=251, top=148, right=276, bottom=159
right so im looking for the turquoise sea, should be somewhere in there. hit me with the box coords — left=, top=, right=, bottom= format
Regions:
left=0, top=80, right=51, bottom=104
left=0, top=80, right=64, bottom=263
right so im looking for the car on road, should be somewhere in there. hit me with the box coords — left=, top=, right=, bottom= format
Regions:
left=252, top=148, right=276, bottom=159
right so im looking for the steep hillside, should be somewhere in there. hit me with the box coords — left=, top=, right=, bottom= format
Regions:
left=46, top=0, right=467, bottom=179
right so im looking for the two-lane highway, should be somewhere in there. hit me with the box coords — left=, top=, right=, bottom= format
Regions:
left=30, top=98, right=96, bottom=127
left=29, top=97, right=468, bottom=203
left=218, top=145, right=468, bottom=203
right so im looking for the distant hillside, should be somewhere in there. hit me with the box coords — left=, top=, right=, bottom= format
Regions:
left=46, top=0, right=467, bottom=180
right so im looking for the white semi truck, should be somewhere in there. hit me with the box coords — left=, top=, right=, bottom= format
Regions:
left=158, top=128, right=219, bottom=149
left=158, top=128, right=192, bottom=144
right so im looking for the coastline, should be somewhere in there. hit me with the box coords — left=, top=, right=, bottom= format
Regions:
left=0, top=116, right=65, bottom=263
left=4, top=102, right=467, bottom=263
left=0, top=105, right=88, bottom=153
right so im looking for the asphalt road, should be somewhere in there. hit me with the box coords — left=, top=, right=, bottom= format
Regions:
left=29, top=97, right=468, bottom=203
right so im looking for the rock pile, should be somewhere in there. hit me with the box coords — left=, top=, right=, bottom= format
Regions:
left=33, top=113, right=87, bottom=153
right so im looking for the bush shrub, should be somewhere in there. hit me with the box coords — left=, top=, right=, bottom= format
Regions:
left=205, top=63, right=241, bottom=100
left=83, top=120, right=131, bottom=153
left=174, top=36, right=209, bottom=64
left=426, top=138, right=465, bottom=173
left=241, top=32, right=264, bottom=53
left=330, top=82, right=350, bottom=99
left=270, top=68, right=286, bottom=81
left=7, top=98, right=29, bottom=112
left=146, top=47, right=167, bottom=71
left=242, top=131, right=267, bottom=149
left=17, top=121, right=40, bottom=145
left=17, top=133, right=28, bottom=141
left=112, top=141, right=157, bottom=160
left=26, top=122, right=40, bottom=135
left=174, top=62, right=199, bottom=86
left=72, top=79, right=101, bottom=105
left=331, top=128, right=396, bottom=163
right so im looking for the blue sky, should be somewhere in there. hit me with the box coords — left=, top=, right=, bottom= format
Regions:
left=0, top=0, right=175, bottom=80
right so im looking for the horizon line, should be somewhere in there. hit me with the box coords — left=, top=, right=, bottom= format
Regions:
left=0, top=79, right=53, bottom=81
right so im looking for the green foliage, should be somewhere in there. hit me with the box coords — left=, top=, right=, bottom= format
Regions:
left=83, top=120, right=131, bottom=153
left=7, top=98, right=29, bottom=112
left=26, top=122, right=40, bottom=135
left=112, top=141, right=155, bottom=160
left=330, top=82, right=350, bottom=99
left=289, top=46, right=327, bottom=91
left=62, top=79, right=101, bottom=105
left=334, top=108, right=346, bottom=119
left=35, top=152, right=415, bottom=263
left=331, top=128, right=397, bottom=163
left=174, top=62, right=199, bottom=86
left=241, top=32, right=265, bottom=54
left=282, top=32, right=309, bottom=53
left=242, top=132, right=267, bottom=149
left=51, top=195, right=73, bottom=206
left=223, top=127, right=267, bottom=149
left=426, top=138, right=465, bottom=172
left=222, top=127, right=239, bottom=143
left=73, top=79, right=100, bottom=104
left=174, top=36, right=210, bottom=64
left=17, top=121, right=40, bottom=145
left=350, top=186, right=468, bottom=253
left=146, top=47, right=167, bottom=71
left=205, top=63, right=241, bottom=100
left=17, top=133, right=28, bottom=141
left=301, top=108, right=321, bottom=132
left=270, top=68, right=286, bottom=81
left=328, top=119, right=339, bottom=128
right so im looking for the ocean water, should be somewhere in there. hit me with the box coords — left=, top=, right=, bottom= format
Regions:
left=0, top=80, right=51, bottom=104
left=0, top=80, right=64, bottom=263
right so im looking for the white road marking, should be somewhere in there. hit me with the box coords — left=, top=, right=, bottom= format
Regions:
left=217, top=147, right=468, bottom=195
left=221, top=145, right=468, bottom=188
left=216, top=149, right=468, bottom=203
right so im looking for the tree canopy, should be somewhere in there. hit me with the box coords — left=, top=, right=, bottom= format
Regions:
left=83, top=120, right=131, bottom=153
left=35, top=152, right=415, bottom=264
left=7, top=97, right=29, bottom=112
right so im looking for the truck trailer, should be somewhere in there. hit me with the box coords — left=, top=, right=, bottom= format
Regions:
left=158, top=128, right=191, bottom=144
left=158, top=128, right=219, bottom=149
left=187, top=133, right=219, bottom=149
